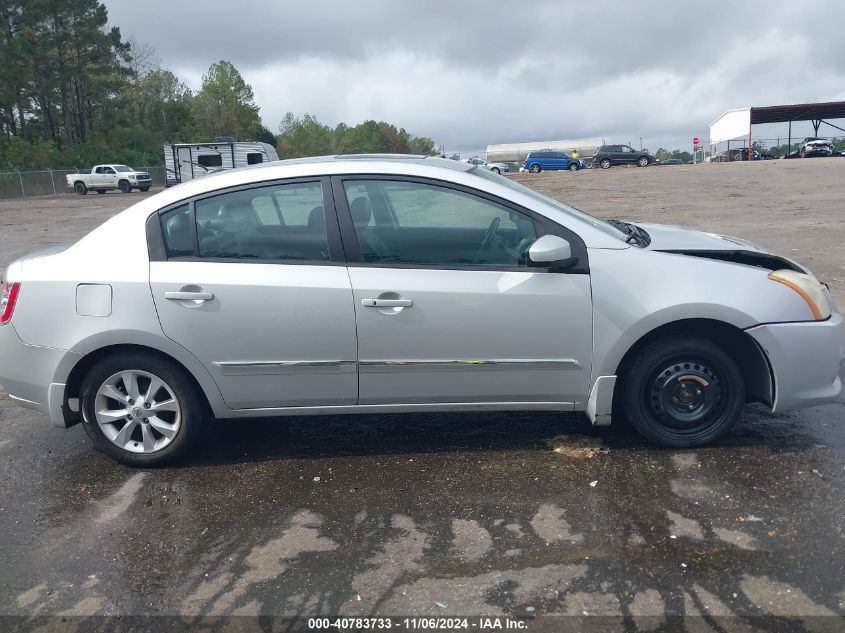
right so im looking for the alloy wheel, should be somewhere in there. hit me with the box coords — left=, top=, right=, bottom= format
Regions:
left=94, top=370, right=182, bottom=453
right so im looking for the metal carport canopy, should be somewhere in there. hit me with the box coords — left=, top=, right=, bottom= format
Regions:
left=709, top=100, right=845, bottom=146
left=749, top=101, right=845, bottom=125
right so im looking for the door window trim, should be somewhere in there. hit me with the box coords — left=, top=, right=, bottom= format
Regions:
left=146, top=175, right=347, bottom=266
left=330, top=174, right=588, bottom=274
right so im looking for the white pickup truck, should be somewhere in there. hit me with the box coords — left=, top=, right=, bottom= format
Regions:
left=66, top=164, right=152, bottom=195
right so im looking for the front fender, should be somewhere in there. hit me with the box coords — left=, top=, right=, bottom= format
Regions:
left=589, top=248, right=815, bottom=380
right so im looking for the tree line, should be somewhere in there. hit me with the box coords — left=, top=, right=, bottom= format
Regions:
left=0, top=0, right=438, bottom=170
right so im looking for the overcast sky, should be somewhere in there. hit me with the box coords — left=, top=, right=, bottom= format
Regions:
left=105, top=1, right=845, bottom=155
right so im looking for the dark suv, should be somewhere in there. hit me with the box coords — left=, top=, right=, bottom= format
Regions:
left=592, top=145, right=654, bottom=169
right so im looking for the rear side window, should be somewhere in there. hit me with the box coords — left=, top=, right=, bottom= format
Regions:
left=195, top=182, right=329, bottom=261
left=160, top=205, right=193, bottom=257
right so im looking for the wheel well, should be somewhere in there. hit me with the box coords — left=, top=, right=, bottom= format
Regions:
left=614, top=319, right=774, bottom=406
left=65, top=344, right=213, bottom=421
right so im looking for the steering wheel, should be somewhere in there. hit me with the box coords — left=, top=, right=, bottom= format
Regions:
left=473, top=217, right=500, bottom=264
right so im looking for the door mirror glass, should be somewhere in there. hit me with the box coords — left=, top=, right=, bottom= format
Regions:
left=528, top=235, right=574, bottom=268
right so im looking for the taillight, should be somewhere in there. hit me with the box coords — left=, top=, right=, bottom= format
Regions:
left=0, top=281, right=20, bottom=324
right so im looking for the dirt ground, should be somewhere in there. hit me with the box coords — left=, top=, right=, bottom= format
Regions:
left=2, top=158, right=843, bottom=306
left=512, top=157, right=845, bottom=305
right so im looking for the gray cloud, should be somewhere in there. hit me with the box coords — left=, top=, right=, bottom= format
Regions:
left=105, top=1, right=845, bottom=152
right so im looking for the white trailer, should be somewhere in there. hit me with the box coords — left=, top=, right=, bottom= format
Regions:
left=164, top=141, right=279, bottom=186
left=486, top=138, right=605, bottom=163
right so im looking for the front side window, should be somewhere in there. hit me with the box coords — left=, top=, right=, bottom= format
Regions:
left=621, top=146, right=633, bottom=153
left=343, top=180, right=537, bottom=268
left=195, top=181, right=328, bottom=261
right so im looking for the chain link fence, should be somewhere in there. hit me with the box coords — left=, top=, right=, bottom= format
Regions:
left=0, top=166, right=166, bottom=199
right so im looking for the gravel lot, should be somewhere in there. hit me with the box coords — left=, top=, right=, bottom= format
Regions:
left=1, top=160, right=843, bottom=628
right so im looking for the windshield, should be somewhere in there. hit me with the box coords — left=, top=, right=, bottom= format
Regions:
left=471, top=168, right=628, bottom=241
left=112, top=165, right=133, bottom=172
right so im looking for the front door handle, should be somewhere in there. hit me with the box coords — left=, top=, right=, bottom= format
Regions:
left=165, top=291, right=214, bottom=301
left=362, top=298, right=413, bottom=308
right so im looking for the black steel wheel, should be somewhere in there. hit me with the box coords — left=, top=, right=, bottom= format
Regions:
left=620, top=335, right=745, bottom=447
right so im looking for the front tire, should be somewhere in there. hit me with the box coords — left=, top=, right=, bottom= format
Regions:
left=74, top=182, right=87, bottom=195
left=96, top=189, right=106, bottom=194
left=619, top=335, right=745, bottom=447
left=637, top=156, right=650, bottom=167
left=80, top=352, right=203, bottom=467
left=119, top=180, right=132, bottom=193
left=599, top=158, right=611, bottom=169
left=568, top=163, right=578, bottom=172
left=491, top=167, right=500, bottom=174
left=140, top=186, right=150, bottom=192
left=529, top=163, right=541, bottom=173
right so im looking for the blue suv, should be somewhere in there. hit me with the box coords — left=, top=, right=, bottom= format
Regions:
left=522, top=150, right=585, bottom=173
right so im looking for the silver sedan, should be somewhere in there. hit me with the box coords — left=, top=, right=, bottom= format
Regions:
left=1, top=156, right=843, bottom=466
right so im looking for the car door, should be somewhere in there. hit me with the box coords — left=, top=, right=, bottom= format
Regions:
left=149, top=178, right=358, bottom=409
left=333, top=176, right=593, bottom=406
left=99, top=167, right=117, bottom=187
left=619, top=145, right=635, bottom=164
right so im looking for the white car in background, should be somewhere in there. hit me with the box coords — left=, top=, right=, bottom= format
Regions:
left=464, top=157, right=510, bottom=174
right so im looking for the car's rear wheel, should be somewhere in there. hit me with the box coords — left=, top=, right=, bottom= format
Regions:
left=568, top=163, right=578, bottom=172
left=599, top=158, right=611, bottom=169
left=530, top=164, right=541, bottom=173
left=637, top=156, right=650, bottom=167
left=80, top=352, right=203, bottom=466
left=619, top=335, right=745, bottom=447
left=74, top=182, right=87, bottom=195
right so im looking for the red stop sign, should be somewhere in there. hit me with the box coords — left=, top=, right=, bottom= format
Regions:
left=693, top=137, right=700, bottom=145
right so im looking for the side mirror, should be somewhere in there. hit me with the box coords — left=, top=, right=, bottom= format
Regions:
left=528, top=235, right=576, bottom=269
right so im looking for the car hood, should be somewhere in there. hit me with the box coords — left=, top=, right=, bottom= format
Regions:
left=632, top=222, right=808, bottom=273
left=806, top=139, right=832, bottom=146
left=637, top=222, right=768, bottom=253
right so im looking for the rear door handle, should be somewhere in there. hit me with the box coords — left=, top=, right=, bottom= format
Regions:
left=165, top=291, right=214, bottom=301
left=362, top=298, right=413, bottom=308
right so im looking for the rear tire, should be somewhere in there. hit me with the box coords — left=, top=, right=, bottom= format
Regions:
left=619, top=335, right=745, bottom=447
left=599, top=158, right=611, bottom=169
left=119, top=180, right=132, bottom=193
left=637, top=156, right=650, bottom=167
left=529, top=163, right=541, bottom=173
left=74, top=182, right=87, bottom=195
left=80, top=352, right=204, bottom=467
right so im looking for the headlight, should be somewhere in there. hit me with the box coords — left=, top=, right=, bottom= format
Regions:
left=768, top=269, right=831, bottom=320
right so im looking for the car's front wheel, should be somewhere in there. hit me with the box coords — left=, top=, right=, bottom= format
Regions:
left=80, top=352, right=203, bottom=466
left=119, top=180, right=132, bottom=193
left=599, top=158, right=611, bottom=169
left=568, top=163, right=578, bottom=172
left=637, top=156, right=650, bottom=167
left=619, top=335, right=745, bottom=447
left=491, top=167, right=500, bottom=174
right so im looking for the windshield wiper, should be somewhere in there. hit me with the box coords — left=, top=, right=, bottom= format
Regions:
left=604, top=219, right=650, bottom=247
